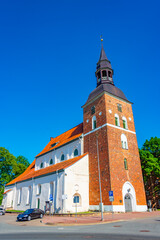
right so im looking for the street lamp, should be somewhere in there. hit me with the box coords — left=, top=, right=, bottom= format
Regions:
left=96, top=133, right=103, bottom=221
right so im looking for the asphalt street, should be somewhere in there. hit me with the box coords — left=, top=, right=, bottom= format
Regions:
left=0, top=214, right=160, bottom=240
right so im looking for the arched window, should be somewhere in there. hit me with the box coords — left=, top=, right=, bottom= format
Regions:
left=61, top=154, right=65, bottom=161
left=37, top=184, right=41, bottom=195
left=50, top=159, right=53, bottom=165
left=97, top=71, right=101, bottom=79
left=73, top=193, right=81, bottom=205
left=74, top=149, right=78, bottom=157
left=40, top=162, right=43, bottom=169
left=108, top=71, right=112, bottom=78
left=102, top=70, right=107, bottom=77
left=73, top=195, right=79, bottom=203
left=26, top=186, right=31, bottom=205
left=115, top=114, right=120, bottom=126
left=122, top=116, right=128, bottom=129
left=124, top=158, right=128, bottom=170
left=121, top=134, right=128, bottom=149
left=18, top=188, right=22, bottom=204
left=92, top=116, right=96, bottom=130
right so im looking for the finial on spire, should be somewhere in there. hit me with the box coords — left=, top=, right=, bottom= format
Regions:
left=100, top=35, right=103, bottom=43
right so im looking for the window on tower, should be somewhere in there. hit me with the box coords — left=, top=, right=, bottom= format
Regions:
left=91, top=106, right=95, bottom=115
left=108, top=71, right=112, bottom=78
left=102, top=70, right=107, bottom=77
left=124, top=158, right=128, bottom=170
left=121, top=134, right=128, bottom=149
left=97, top=72, right=101, bottom=85
left=115, top=114, right=120, bottom=126
left=122, top=116, right=128, bottom=129
left=92, top=116, right=97, bottom=130
left=97, top=71, right=101, bottom=79
left=117, top=104, right=122, bottom=112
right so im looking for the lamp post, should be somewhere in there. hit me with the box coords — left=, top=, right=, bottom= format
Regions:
left=74, top=184, right=79, bottom=223
left=96, top=133, right=103, bottom=221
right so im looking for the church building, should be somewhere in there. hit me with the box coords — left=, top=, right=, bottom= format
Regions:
left=2, top=44, right=147, bottom=213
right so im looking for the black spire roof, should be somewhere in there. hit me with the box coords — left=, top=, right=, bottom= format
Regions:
left=83, top=45, right=130, bottom=107
left=96, top=44, right=112, bottom=72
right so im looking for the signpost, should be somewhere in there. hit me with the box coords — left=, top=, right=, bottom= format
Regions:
left=109, top=191, right=114, bottom=218
left=109, top=191, right=114, bottom=202
left=62, top=194, right=67, bottom=213
left=49, top=194, right=53, bottom=215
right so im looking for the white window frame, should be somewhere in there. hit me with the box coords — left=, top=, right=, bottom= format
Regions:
left=37, top=184, right=41, bottom=195
left=121, top=134, right=128, bottom=149
left=17, top=188, right=22, bottom=205
left=73, top=193, right=81, bottom=206
left=26, top=186, right=31, bottom=205
left=92, top=115, right=97, bottom=130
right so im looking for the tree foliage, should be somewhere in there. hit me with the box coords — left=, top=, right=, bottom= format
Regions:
left=0, top=147, right=30, bottom=205
left=139, top=137, right=160, bottom=207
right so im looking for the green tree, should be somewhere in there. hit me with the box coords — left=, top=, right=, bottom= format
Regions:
left=139, top=137, right=160, bottom=208
left=0, top=147, right=30, bottom=205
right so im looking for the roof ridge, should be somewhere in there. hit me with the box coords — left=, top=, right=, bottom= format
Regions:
left=50, top=122, right=83, bottom=142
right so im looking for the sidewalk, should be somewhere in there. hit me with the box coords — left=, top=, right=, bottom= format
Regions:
left=42, top=211, right=160, bottom=226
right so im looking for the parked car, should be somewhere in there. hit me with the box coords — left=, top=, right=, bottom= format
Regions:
left=0, top=207, right=5, bottom=215
left=17, top=208, right=44, bottom=221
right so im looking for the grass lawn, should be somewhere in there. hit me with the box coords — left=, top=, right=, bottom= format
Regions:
left=6, top=210, right=24, bottom=213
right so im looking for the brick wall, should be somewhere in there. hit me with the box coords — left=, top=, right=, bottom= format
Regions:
left=83, top=92, right=147, bottom=206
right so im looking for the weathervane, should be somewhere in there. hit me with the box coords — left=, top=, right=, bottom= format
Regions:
left=100, top=35, right=103, bottom=43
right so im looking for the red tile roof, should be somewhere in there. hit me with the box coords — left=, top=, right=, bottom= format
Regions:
left=6, top=153, right=88, bottom=186
left=3, top=189, right=12, bottom=195
left=6, top=160, right=36, bottom=186
left=36, top=123, right=83, bottom=158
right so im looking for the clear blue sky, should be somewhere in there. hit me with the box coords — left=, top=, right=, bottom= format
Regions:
left=0, top=0, right=160, bottom=163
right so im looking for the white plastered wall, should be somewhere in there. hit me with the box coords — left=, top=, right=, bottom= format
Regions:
left=35, top=138, right=82, bottom=170
left=64, top=154, right=89, bottom=213
left=2, top=185, right=14, bottom=209
left=122, top=181, right=147, bottom=212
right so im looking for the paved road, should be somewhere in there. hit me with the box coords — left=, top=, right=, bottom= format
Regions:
left=0, top=232, right=160, bottom=240
left=0, top=214, right=160, bottom=240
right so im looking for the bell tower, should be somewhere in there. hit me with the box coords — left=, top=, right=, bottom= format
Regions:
left=96, top=44, right=114, bottom=86
left=82, top=43, right=147, bottom=212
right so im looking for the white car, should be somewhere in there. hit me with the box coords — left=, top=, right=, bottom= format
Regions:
left=0, top=207, right=5, bottom=215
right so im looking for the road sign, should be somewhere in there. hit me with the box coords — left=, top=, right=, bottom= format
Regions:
left=109, top=196, right=114, bottom=202
left=109, top=191, right=113, bottom=197
left=49, top=194, right=53, bottom=201
left=109, top=191, right=114, bottom=202
left=62, top=194, right=68, bottom=200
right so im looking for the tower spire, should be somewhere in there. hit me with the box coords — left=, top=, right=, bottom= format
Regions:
left=95, top=40, right=114, bottom=87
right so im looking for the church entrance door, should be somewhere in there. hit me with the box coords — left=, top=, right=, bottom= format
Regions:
left=124, top=194, right=132, bottom=212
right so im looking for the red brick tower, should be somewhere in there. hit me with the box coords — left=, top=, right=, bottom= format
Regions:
left=82, top=44, right=147, bottom=212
